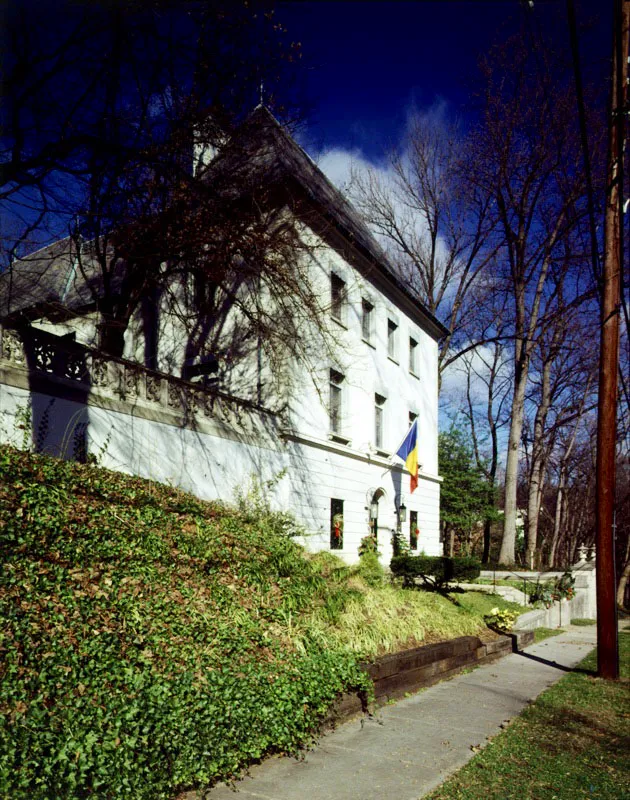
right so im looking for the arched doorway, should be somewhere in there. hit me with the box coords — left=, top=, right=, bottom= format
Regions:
left=368, top=487, right=387, bottom=543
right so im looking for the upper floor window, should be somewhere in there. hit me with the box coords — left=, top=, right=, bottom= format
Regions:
left=361, top=299, right=373, bottom=342
left=375, top=393, right=386, bottom=449
left=329, top=369, right=344, bottom=433
left=409, top=337, right=418, bottom=374
left=409, top=410, right=418, bottom=427
left=387, top=319, right=398, bottom=361
left=330, top=273, right=346, bottom=323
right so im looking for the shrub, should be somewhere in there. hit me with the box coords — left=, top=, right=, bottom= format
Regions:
left=353, top=552, right=385, bottom=588
left=390, top=554, right=481, bottom=590
left=529, top=580, right=555, bottom=608
left=484, top=607, right=519, bottom=632
left=529, top=572, right=575, bottom=608
left=358, top=534, right=379, bottom=557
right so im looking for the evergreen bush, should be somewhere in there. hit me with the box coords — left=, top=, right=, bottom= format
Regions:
left=390, top=554, right=481, bottom=590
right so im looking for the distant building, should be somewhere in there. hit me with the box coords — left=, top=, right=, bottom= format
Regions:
left=0, top=107, right=445, bottom=563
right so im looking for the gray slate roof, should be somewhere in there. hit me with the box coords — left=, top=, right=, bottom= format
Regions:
left=0, top=237, right=105, bottom=322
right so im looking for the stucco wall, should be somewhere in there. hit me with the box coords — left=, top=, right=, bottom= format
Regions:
left=292, top=227, right=439, bottom=477
left=1, top=201, right=443, bottom=565
left=0, top=366, right=441, bottom=565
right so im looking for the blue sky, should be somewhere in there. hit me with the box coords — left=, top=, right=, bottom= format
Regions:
left=276, top=0, right=612, bottom=161
left=272, top=1, right=614, bottom=426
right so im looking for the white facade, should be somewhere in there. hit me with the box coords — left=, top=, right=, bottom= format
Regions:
left=0, top=112, right=444, bottom=564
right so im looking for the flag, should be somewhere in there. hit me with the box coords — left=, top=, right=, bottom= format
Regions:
left=396, top=419, right=418, bottom=493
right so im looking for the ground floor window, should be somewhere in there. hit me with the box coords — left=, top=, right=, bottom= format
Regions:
left=330, top=498, right=344, bottom=550
left=410, top=510, right=419, bottom=550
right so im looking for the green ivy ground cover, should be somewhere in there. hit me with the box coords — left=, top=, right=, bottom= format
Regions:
left=0, top=448, right=371, bottom=799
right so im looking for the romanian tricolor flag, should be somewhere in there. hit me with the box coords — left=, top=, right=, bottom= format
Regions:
left=396, top=420, right=418, bottom=493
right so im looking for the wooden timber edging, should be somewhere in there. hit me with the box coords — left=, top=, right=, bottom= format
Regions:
left=328, top=632, right=532, bottom=724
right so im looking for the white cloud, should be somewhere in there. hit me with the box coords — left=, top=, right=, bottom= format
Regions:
left=307, top=103, right=460, bottom=308
left=317, top=148, right=366, bottom=192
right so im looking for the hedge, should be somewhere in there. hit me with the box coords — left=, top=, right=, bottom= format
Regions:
left=390, top=554, right=481, bottom=590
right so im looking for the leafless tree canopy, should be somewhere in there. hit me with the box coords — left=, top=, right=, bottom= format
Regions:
left=0, top=1, right=347, bottom=403
left=349, top=113, right=497, bottom=379
left=351, top=18, right=616, bottom=571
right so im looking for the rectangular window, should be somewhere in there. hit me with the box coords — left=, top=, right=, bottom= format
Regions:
left=329, top=369, right=344, bottom=433
left=387, top=319, right=398, bottom=360
left=409, top=337, right=418, bottom=374
left=361, top=299, right=373, bottom=342
left=375, top=393, right=386, bottom=449
left=330, top=498, right=344, bottom=550
left=410, top=510, right=419, bottom=551
left=331, top=273, right=346, bottom=322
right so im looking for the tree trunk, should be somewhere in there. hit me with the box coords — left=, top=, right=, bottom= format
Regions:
left=526, top=461, right=544, bottom=569
left=482, top=518, right=492, bottom=564
left=549, top=467, right=566, bottom=568
left=616, top=535, right=630, bottom=608
left=525, top=334, right=558, bottom=567
left=97, top=315, right=127, bottom=358
left=499, top=363, right=527, bottom=564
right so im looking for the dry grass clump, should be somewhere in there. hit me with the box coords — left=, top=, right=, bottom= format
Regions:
left=288, top=554, right=507, bottom=659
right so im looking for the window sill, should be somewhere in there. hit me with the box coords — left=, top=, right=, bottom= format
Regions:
left=409, top=370, right=420, bottom=380
left=362, top=337, right=376, bottom=349
left=388, top=356, right=399, bottom=366
left=331, top=315, right=348, bottom=330
left=374, top=448, right=390, bottom=458
left=328, top=432, right=351, bottom=445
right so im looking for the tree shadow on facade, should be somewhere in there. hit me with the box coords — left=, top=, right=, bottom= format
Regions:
left=19, top=326, right=91, bottom=462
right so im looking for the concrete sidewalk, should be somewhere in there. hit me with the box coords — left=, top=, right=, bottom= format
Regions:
left=197, top=625, right=601, bottom=800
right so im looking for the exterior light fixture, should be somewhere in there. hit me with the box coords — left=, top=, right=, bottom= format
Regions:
left=370, top=500, right=379, bottom=519
left=399, top=502, right=407, bottom=523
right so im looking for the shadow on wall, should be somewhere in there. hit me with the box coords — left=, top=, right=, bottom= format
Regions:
left=10, top=324, right=307, bottom=520
left=86, top=391, right=291, bottom=512
left=20, top=327, right=91, bottom=461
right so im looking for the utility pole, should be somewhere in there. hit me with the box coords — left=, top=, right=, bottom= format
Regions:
left=596, top=0, right=629, bottom=680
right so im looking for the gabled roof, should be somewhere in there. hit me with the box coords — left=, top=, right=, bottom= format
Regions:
left=0, top=235, right=124, bottom=323
left=0, top=106, right=448, bottom=338
left=206, top=106, right=448, bottom=338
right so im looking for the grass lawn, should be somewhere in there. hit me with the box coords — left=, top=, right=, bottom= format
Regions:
left=452, top=589, right=524, bottom=618
left=426, top=631, right=630, bottom=800
left=533, top=627, right=565, bottom=643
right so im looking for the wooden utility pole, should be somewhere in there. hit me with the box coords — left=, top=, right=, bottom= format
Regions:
left=596, top=0, right=629, bottom=680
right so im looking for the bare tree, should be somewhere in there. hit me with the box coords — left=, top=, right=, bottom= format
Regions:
left=454, top=284, right=513, bottom=563
left=349, top=113, right=497, bottom=381
left=0, top=1, right=348, bottom=404
left=521, top=285, right=598, bottom=568
left=468, top=29, right=599, bottom=564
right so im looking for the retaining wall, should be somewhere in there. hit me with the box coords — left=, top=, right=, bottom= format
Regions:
left=478, top=566, right=598, bottom=629
left=331, top=634, right=514, bottom=722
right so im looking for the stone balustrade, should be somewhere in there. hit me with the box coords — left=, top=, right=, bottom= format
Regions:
left=0, top=323, right=277, bottom=441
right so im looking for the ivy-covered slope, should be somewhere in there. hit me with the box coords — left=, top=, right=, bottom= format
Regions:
left=0, top=448, right=369, bottom=799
